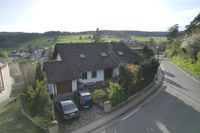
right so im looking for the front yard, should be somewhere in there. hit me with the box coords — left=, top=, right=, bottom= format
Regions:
left=0, top=99, right=44, bottom=133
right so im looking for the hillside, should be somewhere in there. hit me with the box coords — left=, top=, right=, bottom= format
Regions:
left=0, top=30, right=167, bottom=50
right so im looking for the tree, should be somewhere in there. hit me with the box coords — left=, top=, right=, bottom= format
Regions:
left=141, top=57, right=160, bottom=85
left=22, top=80, right=55, bottom=125
left=185, top=12, right=200, bottom=34
left=197, top=51, right=200, bottom=62
left=0, top=51, right=9, bottom=58
left=119, top=64, right=143, bottom=95
left=142, top=44, right=154, bottom=59
left=149, top=38, right=155, bottom=45
left=35, top=63, right=45, bottom=82
left=107, top=81, right=127, bottom=106
left=167, top=24, right=179, bottom=42
left=93, top=28, right=102, bottom=42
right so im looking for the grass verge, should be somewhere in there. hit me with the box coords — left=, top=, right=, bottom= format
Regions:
left=0, top=99, right=44, bottom=133
left=171, top=56, right=200, bottom=80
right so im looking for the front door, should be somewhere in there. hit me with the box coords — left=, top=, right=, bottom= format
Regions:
left=104, top=68, right=113, bottom=80
left=56, top=81, right=72, bottom=94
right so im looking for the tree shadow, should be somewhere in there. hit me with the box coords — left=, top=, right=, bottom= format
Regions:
left=166, top=78, right=190, bottom=91
left=165, top=71, right=175, bottom=78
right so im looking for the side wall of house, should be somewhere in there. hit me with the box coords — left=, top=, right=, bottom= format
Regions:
left=113, top=67, right=120, bottom=77
left=72, top=80, right=77, bottom=92
left=79, top=69, right=104, bottom=84
left=48, top=83, right=57, bottom=95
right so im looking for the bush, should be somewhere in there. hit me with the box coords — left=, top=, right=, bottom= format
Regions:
left=33, top=115, right=46, bottom=128
left=141, top=57, right=160, bottom=86
left=91, top=89, right=106, bottom=102
left=119, top=64, right=143, bottom=96
left=107, top=82, right=128, bottom=106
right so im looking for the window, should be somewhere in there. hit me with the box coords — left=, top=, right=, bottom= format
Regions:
left=100, top=52, right=107, bottom=57
left=81, top=72, right=87, bottom=79
left=117, top=51, right=124, bottom=56
left=92, top=71, right=97, bottom=78
left=79, top=53, right=85, bottom=58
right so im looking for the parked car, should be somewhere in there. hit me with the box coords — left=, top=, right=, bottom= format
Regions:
left=55, top=99, right=79, bottom=120
left=75, top=89, right=93, bottom=109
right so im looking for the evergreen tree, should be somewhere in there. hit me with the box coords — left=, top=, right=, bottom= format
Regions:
left=93, top=28, right=102, bottom=43
left=35, top=63, right=44, bottom=81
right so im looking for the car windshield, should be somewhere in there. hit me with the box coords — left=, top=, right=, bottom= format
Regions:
left=82, top=95, right=91, bottom=101
left=63, top=103, right=76, bottom=110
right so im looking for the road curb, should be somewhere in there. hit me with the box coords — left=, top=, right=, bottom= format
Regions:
left=71, top=67, right=165, bottom=133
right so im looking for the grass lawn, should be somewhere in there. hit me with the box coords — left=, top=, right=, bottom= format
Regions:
left=130, top=35, right=167, bottom=43
left=101, top=36, right=124, bottom=42
left=0, top=99, right=44, bottom=133
left=171, top=56, right=200, bottom=80
left=57, top=34, right=92, bottom=43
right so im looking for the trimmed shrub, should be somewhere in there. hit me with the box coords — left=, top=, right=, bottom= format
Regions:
left=91, top=89, right=106, bottom=102
left=33, top=115, right=46, bottom=128
left=107, top=82, right=128, bottom=106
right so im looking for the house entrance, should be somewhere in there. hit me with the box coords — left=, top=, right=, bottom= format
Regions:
left=104, top=68, right=113, bottom=80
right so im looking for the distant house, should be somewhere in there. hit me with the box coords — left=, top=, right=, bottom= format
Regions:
left=0, top=57, right=12, bottom=102
left=44, top=42, right=139, bottom=97
left=125, top=41, right=144, bottom=51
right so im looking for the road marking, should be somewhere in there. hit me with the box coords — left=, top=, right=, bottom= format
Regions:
left=121, top=107, right=141, bottom=121
left=168, top=61, right=199, bottom=83
left=156, top=121, right=171, bottom=133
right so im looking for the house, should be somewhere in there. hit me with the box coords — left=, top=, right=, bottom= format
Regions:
left=0, top=57, right=12, bottom=102
left=125, top=41, right=144, bottom=52
left=44, top=42, right=139, bottom=97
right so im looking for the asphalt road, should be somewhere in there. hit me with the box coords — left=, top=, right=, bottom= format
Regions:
left=93, top=58, right=200, bottom=133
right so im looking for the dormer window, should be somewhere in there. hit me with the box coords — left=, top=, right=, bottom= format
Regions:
left=100, top=52, right=107, bottom=57
left=79, top=53, right=85, bottom=58
left=117, top=51, right=124, bottom=56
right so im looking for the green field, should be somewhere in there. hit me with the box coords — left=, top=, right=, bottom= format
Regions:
left=2, top=34, right=166, bottom=50
left=0, top=99, right=44, bottom=133
left=130, top=35, right=167, bottom=43
left=171, top=56, right=200, bottom=80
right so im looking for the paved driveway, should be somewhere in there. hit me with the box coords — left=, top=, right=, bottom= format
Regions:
left=59, top=104, right=104, bottom=133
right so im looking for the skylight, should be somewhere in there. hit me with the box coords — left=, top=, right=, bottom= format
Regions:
left=100, top=52, right=107, bottom=57
left=79, top=53, right=85, bottom=58
left=117, top=51, right=124, bottom=56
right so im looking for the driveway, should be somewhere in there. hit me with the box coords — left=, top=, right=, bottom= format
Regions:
left=59, top=104, right=105, bottom=133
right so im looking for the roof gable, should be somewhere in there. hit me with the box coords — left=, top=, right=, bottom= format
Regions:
left=45, top=42, right=139, bottom=82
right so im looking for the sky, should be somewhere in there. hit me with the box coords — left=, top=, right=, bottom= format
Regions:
left=0, top=0, right=199, bottom=33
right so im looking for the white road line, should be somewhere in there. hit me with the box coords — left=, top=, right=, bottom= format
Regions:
left=121, top=107, right=141, bottom=121
left=168, top=61, right=199, bottom=83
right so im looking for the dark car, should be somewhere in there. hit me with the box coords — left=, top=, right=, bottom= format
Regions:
left=55, top=99, right=79, bottom=120
left=75, top=89, right=93, bottom=109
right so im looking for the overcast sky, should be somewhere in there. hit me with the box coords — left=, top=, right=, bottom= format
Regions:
left=0, top=0, right=200, bottom=32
